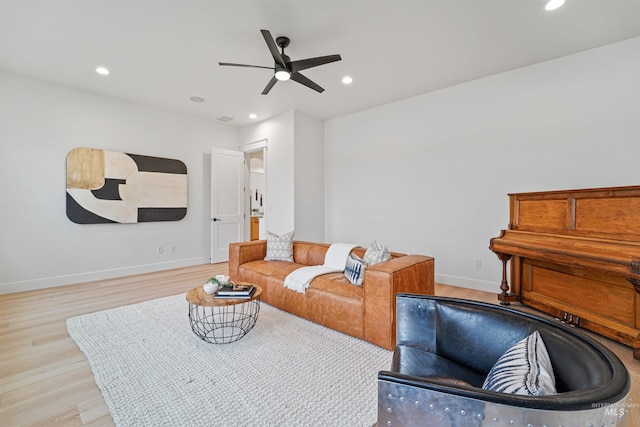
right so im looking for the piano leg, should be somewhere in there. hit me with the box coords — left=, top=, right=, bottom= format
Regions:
left=627, top=278, right=640, bottom=360
left=496, top=252, right=519, bottom=305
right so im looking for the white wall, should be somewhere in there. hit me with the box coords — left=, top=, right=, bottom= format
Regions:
left=0, top=71, right=239, bottom=293
left=324, top=37, right=640, bottom=293
left=239, top=111, right=295, bottom=236
left=3, top=37, right=638, bottom=295
left=293, top=111, right=325, bottom=242
left=239, top=110, right=326, bottom=241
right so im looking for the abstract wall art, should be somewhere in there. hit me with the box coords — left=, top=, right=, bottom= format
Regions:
left=66, top=148, right=188, bottom=224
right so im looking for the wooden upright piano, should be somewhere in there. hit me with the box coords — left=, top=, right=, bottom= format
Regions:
left=489, top=186, right=640, bottom=359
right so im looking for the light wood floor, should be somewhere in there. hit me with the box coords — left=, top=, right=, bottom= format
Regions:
left=1, top=264, right=639, bottom=426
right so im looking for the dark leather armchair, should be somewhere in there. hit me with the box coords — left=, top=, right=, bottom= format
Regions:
left=378, top=294, right=631, bottom=426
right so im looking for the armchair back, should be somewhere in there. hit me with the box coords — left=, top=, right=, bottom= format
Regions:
left=380, top=295, right=631, bottom=425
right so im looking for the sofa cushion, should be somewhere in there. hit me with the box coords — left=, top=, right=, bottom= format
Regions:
left=265, top=230, right=294, bottom=262
left=240, top=260, right=301, bottom=277
left=483, top=330, right=557, bottom=396
left=306, top=289, right=364, bottom=338
left=394, top=344, right=486, bottom=388
left=344, top=253, right=366, bottom=285
left=292, top=241, right=329, bottom=266
left=310, top=273, right=364, bottom=299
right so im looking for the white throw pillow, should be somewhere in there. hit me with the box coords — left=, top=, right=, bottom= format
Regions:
left=264, top=230, right=294, bottom=262
left=482, top=330, right=556, bottom=396
left=364, top=239, right=391, bottom=266
left=344, top=253, right=366, bottom=285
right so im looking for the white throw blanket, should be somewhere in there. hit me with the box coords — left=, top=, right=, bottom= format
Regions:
left=284, top=243, right=356, bottom=294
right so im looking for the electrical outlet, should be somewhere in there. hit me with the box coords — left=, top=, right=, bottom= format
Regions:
left=157, top=246, right=164, bottom=255
left=473, top=258, right=482, bottom=268
left=170, top=245, right=176, bottom=253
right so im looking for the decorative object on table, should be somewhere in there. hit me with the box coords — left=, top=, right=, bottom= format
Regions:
left=202, top=275, right=230, bottom=295
left=203, top=279, right=220, bottom=295
left=215, top=283, right=257, bottom=299
left=66, top=147, right=187, bottom=224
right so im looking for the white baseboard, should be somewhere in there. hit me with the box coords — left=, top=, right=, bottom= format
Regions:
left=4, top=265, right=498, bottom=296
left=0, top=257, right=210, bottom=295
left=435, top=273, right=499, bottom=294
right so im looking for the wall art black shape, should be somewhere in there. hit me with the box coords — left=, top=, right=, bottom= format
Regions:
left=66, top=148, right=187, bottom=224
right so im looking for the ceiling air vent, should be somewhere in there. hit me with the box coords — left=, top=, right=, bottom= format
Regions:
left=217, top=116, right=234, bottom=122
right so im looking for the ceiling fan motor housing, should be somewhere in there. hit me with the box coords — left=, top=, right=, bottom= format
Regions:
left=276, top=36, right=290, bottom=49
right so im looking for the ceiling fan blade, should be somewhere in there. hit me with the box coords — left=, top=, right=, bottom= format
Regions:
left=289, top=54, right=342, bottom=73
left=262, top=76, right=278, bottom=95
left=219, top=62, right=274, bottom=70
left=260, top=29, right=286, bottom=68
left=290, top=72, right=324, bottom=93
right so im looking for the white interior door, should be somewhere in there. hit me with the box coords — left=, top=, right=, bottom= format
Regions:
left=211, top=148, right=244, bottom=263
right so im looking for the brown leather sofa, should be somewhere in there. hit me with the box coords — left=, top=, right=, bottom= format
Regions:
left=228, top=240, right=434, bottom=350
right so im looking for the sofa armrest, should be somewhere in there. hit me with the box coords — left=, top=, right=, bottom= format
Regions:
left=228, top=240, right=267, bottom=280
left=363, top=255, right=434, bottom=350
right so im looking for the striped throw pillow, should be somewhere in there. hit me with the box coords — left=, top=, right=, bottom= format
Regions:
left=482, top=330, right=556, bottom=396
left=344, top=253, right=366, bottom=285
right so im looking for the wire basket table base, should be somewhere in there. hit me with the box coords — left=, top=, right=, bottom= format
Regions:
left=188, top=297, right=261, bottom=344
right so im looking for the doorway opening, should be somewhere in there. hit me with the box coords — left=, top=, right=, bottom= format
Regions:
left=241, top=139, right=267, bottom=241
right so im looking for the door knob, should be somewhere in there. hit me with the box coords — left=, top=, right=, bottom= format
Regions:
left=212, top=218, right=222, bottom=221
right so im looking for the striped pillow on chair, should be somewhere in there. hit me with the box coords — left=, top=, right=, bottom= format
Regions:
left=482, top=330, right=556, bottom=396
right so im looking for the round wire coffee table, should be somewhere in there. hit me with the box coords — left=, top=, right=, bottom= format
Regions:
left=186, top=284, right=262, bottom=344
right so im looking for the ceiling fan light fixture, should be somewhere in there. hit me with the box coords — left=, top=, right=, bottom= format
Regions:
left=545, top=0, right=565, bottom=11
left=275, top=69, right=291, bottom=81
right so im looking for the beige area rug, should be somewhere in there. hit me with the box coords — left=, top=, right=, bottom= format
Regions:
left=67, top=294, right=392, bottom=426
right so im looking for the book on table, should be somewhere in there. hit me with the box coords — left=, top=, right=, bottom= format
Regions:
left=215, top=283, right=256, bottom=298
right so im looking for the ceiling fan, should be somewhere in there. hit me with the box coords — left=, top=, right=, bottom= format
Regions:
left=219, top=29, right=342, bottom=95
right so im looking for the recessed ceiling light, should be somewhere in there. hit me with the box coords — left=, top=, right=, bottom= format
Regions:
left=249, top=113, right=258, bottom=119
left=189, top=96, right=205, bottom=103
left=95, top=66, right=110, bottom=76
left=342, top=76, right=353, bottom=85
left=545, top=0, right=565, bottom=11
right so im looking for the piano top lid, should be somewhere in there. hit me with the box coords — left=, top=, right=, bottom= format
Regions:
left=506, top=186, right=640, bottom=243
left=507, top=185, right=640, bottom=198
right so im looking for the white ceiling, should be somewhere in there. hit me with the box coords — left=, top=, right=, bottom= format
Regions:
left=2, top=0, right=639, bottom=128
